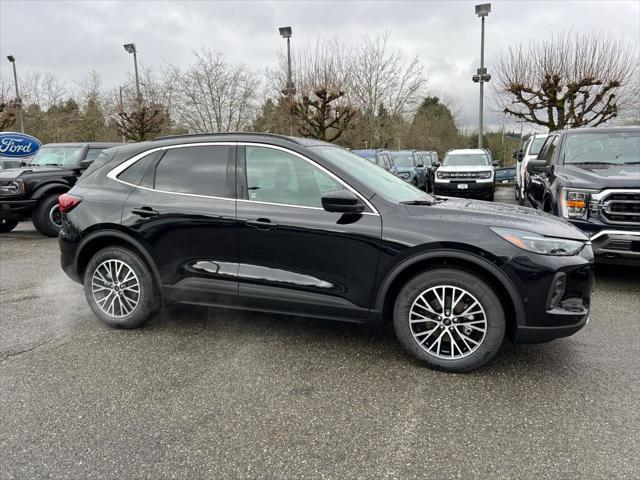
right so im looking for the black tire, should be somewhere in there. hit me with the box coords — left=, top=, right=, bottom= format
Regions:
left=83, top=246, right=159, bottom=329
left=514, top=185, right=520, bottom=201
left=0, top=219, right=18, bottom=233
left=393, top=268, right=505, bottom=372
left=32, top=194, right=63, bottom=237
left=487, top=191, right=495, bottom=202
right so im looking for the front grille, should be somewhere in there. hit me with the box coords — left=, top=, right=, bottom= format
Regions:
left=598, top=191, right=640, bottom=225
left=602, top=240, right=632, bottom=251
left=439, top=172, right=490, bottom=179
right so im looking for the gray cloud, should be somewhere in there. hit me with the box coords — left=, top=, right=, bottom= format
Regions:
left=1, top=0, right=639, bottom=131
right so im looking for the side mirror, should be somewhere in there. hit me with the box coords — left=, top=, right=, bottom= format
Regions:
left=527, top=159, right=549, bottom=174
left=433, top=161, right=441, bottom=168
left=79, top=159, right=92, bottom=170
left=321, top=189, right=365, bottom=214
left=492, top=161, right=500, bottom=167
left=512, top=149, right=524, bottom=161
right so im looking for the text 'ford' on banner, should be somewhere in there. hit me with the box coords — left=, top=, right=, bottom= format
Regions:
left=0, top=132, right=42, bottom=158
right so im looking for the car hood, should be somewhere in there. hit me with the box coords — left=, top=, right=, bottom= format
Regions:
left=560, top=164, right=640, bottom=189
left=395, top=166, right=415, bottom=173
left=407, top=197, right=588, bottom=241
left=0, top=165, right=70, bottom=179
left=438, top=165, right=492, bottom=172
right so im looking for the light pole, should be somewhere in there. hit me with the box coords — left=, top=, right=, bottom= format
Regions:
left=472, top=4, right=491, bottom=149
left=279, top=26, right=296, bottom=135
left=6, top=55, right=24, bottom=133
left=123, top=43, right=142, bottom=103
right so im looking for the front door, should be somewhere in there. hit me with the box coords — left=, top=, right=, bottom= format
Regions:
left=121, top=144, right=238, bottom=305
left=235, top=145, right=382, bottom=320
left=528, top=135, right=558, bottom=209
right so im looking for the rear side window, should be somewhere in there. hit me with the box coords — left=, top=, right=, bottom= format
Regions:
left=118, top=151, right=163, bottom=186
left=85, top=148, right=104, bottom=162
left=539, top=136, right=559, bottom=164
left=153, top=146, right=233, bottom=197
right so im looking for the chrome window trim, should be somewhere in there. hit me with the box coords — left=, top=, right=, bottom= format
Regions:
left=107, top=141, right=380, bottom=215
left=589, top=230, right=640, bottom=241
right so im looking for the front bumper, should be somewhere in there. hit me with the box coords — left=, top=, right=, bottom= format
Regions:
left=0, top=199, right=37, bottom=221
left=569, top=219, right=640, bottom=265
left=434, top=181, right=494, bottom=199
left=504, top=244, right=594, bottom=343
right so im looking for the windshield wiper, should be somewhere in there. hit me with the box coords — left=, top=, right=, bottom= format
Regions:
left=401, top=199, right=434, bottom=205
left=621, top=161, right=640, bottom=165
left=569, top=161, right=617, bottom=166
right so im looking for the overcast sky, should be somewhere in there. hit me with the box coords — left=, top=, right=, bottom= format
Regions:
left=1, top=0, right=639, bottom=131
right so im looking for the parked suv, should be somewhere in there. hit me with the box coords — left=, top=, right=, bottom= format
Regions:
left=389, top=150, right=427, bottom=190
left=59, top=134, right=594, bottom=372
left=514, top=133, right=548, bottom=205
left=0, top=142, right=120, bottom=235
left=352, top=149, right=398, bottom=175
left=527, top=126, right=640, bottom=265
left=434, top=149, right=498, bottom=201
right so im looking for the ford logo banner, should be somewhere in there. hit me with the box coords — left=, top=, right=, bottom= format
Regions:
left=0, top=132, right=41, bottom=158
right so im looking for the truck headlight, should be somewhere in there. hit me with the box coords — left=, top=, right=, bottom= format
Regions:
left=0, top=180, right=25, bottom=196
left=490, top=227, right=585, bottom=256
left=479, top=171, right=492, bottom=179
left=560, top=188, right=597, bottom=220
left=436, top=171, right=444, bottom=179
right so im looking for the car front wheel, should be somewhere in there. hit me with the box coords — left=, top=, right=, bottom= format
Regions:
left=393, top=268, right=505, bottom=372
left=83, top=247, right=159, bottom=329
left=32, top=194, right=63, bottom=237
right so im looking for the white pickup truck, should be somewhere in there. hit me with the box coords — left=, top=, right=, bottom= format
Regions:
left=514, top=133, right=548, bottom=205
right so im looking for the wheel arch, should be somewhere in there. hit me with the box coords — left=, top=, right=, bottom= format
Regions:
left=75, top=230, right=163, bottom=294
left=375, top=250, right=525, bottom=339
left=32, top=182, right=70, bottom=200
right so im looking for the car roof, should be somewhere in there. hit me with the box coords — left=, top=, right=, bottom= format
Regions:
left=556, top=126, right=640, bottom=135
left=41, top=142, right=123, bottom=148
left=446, top=149, right=488, bottom=155
left=351, top=149, right=378, bottom=156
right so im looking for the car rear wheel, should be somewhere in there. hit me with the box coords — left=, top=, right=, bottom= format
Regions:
left=83, top=247, right=159, bottom=329
left=393, top=268, right=505, bottom=372
left=0, top=218, right=19, bottom=233
left=32, top=194, right=63, bottom=237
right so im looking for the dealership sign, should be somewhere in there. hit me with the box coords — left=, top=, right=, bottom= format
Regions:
left=0, top=132, right=41, bottom=158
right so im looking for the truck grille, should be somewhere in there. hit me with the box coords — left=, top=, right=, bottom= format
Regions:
left=600, top=192, right=640, bottom=224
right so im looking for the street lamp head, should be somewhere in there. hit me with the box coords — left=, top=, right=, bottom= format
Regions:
left=123, top=43, right=137, bottom=54
left=475, top=3, right=491, bottom=17
left=278, top=26, right=292, bottom=39
left=7, top=55, right=15, bottom=63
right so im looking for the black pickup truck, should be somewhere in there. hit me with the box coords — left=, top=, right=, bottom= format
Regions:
left=0, top=142, right=120, bottom=236
left=526, top=126, right=640, bottom=265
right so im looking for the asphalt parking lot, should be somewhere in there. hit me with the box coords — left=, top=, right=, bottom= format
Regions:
left=1, top=187, right=639, bottom=479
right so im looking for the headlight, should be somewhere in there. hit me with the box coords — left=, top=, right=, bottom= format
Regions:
left=479, top=171, right=492, bottom=179
left=0, top=180, right=25, bottom=196
left=560, top=188, right=598, bottom=220
left=436, top=171, right=444, bottom=179
left=490, top=227, right=585, bottom=256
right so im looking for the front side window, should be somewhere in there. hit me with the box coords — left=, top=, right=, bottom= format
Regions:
left=30, top=146, right=85, bottom=167
left=154, top=146, right=233, bottom=197
left=391, top=154, right=415, bottom=168
left=528, top=137, right=547, bottom=156
left=312, top=146, right=434, bottom=204
left=539, top=136, right=558, bottom=164
left=245, top=146, right=342, bottom=208
left=85, top=148, right=106, bottom=162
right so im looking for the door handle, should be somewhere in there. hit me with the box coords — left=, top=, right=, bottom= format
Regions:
left=245, top=218, right=278, bottom=230
left=131, top=207, right=159, bottom=218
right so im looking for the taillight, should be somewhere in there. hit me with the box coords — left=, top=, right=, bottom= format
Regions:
left=58, top=193, right=83, bottom=213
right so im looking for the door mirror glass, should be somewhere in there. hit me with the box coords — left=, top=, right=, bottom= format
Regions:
left=321, top=189, right=364, bottom=213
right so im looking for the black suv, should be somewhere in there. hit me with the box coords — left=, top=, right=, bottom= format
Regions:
left=0, top=142, right=120, bottom=235
left=59, top=134, right=594, bottom=372
left=527, top=127, right=640, bottom=265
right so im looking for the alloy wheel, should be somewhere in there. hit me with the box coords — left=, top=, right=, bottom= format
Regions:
left=409, top=285, right=487, bottom=359
left=91, top=259, right=141, bottom=318
left=49, top=204, right=62, bottom=228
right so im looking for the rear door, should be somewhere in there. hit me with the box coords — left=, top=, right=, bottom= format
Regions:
left=120, top=144, right=238, bottom=305
left=235, top=144, right=382, bottom=320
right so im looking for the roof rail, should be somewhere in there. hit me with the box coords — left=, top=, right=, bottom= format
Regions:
left=151, top=132, right=299, bottom=143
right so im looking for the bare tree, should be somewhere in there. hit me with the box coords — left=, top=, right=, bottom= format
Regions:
left=170, top=50, right=259, bottom=132
left=21, top=71, right=66, bottom=109
left=291, top=88, right=357, bottom=142
left=492, top=32, right=639, bottom=130
left=115, top=101, right=166, bottom=141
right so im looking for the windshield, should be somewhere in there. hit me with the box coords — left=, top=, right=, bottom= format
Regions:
left=564, top=132, right=640, bottom=165
left=390, top=154, right=414, bottom=168
left=443, top=153, right=490, bottom=167
left=30, top=146, right=84, bottom=166
left=312, top=146, right=433, bottom=204
left=529, top=137, right=547, bottom=156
